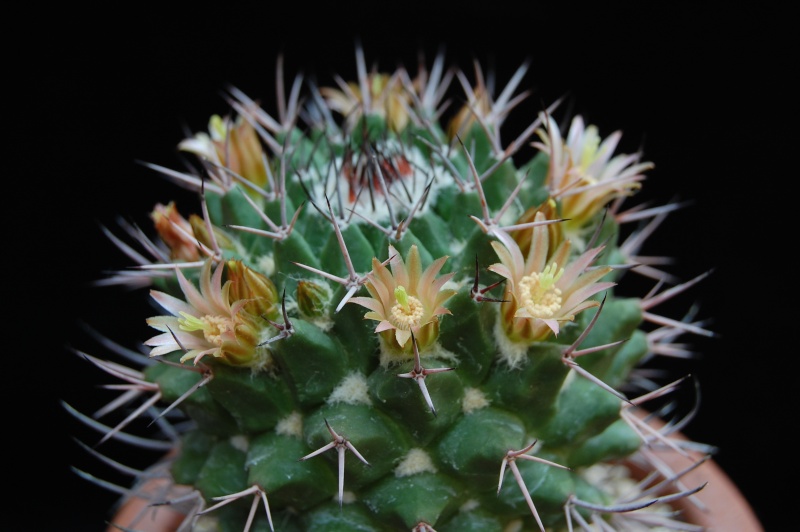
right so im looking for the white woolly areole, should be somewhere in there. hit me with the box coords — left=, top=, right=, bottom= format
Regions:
left=254, top=254, right=275, bottom=278
left=459, top=499, right=480, bottom=513
left=378, top=339, right=459, bottom=368
left=582, top=463, right=638, bottom=498
left=275, top=411, right=303, bottom=438
left=580, top=463, right=680, bottom=531
left=503, top=519, right=523, bottom=532
left=309, top=314, right=334, bottom=332
left=448, top=238, right=467, bottom=257
left=493, top=317, right=529, bottom=369
left=248, top=347, right=275, bottom=373
left=327, top=372, right=371, bottom=405
left=338, top=491, right=357, bottom=505
left=194, top=515, right=220, bottom=532
left=310, top=142, right=450, bottom=226
left=394, top=448, right=437, bottom=477
left=462, top=387, right=490, bottom=413
left=229, top=435, right=249, bottom=452
left=581, top=463, right=673, bottom=520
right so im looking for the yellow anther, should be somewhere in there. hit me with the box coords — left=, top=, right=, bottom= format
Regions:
left=178, top=312, right=232, bottom=346
left=390, top=294, right=424, bottom=330
left=517, top=264, right=565, bottom=319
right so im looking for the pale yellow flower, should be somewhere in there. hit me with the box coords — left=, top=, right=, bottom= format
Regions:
left=145, top=259, right=273, bottom=367
left=488, top=212, right=616, bottom=344
left=321, top=72, right=412, bottom=133
left=178, top=113, right=269, bottom=193
left=446, top=84, right=492, bottom=141
left=533, top=113, right=653, bottom=236
left=349, top=245, right=456, bottom=355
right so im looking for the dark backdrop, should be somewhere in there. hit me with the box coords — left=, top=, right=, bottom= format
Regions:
left=17, top=4, right=785, bottom=531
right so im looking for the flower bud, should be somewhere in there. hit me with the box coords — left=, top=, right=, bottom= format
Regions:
left=150, top=202, right=201, bottom=262
left=226, top=260, right=280, bottom=321
left=179, top=114, right=269, bottom=193
left=297, top=280, right=331, bottom=320
left=189, top=214, right=238, bottom=253
left=512, top=198, right=564, bottom=261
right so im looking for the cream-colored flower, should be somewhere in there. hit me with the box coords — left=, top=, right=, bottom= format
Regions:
left=446, top=83, right=492, bottom=141
left=321, top=72, right=412, bottom=133
left=145, top=259, right=271, bottom=367
left=509, top=198, right=564, bottom=262
left=349, top=245, right=456, bottom=355
left=488, top=212, right=616, bottom=344
left=533, top=113, right=653, bottom=236
left=178, top=113, right=269, bottom=194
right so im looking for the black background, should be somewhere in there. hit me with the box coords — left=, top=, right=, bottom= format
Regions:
left=18, top=4, right=786, bottom=531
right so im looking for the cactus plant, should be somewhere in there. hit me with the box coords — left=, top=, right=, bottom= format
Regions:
left=67, top=46, right=718, bottom=531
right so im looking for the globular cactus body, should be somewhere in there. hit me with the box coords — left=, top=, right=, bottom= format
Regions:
left=73, top=48, right=713, bottom=532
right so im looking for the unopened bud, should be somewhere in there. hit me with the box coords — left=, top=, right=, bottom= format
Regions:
left=297, top=280, right=331, bottom=319
left=226, top=260, right=280, bottom=320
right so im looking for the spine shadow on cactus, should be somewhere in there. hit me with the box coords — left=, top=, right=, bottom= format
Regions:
left=66, top=45, right=717, bottom=532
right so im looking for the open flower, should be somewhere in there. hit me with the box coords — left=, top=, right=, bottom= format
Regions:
left=349, top=245, right=456, bottom=357
left=178, top=113, right=269, bottom=194
left=145, top=259, right=272, bottom=367
left=533, top=113, right=653, bottom=238
left=488, top=212, right=616, bottom=345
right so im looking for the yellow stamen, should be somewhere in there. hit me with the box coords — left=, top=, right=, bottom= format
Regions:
left=517, top=263, right=565, bottom=319
left=390, top=288, right=424, bottom=330
left=178, top=312, right=233, bottom=346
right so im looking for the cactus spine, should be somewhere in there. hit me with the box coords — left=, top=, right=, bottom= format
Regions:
left=69, top=46, right=715, bottom=531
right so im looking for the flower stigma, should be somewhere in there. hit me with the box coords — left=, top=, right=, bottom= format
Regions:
left=391, top=286, right=424, bottom=330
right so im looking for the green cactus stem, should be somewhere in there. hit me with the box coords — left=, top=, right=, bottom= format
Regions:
left=67, top=45, right=716, bottom=532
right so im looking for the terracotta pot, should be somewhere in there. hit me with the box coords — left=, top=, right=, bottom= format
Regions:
left=108, top=478, right=188, bottom=532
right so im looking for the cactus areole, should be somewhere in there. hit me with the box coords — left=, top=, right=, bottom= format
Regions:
left=71, top=47, right=716, bottom=531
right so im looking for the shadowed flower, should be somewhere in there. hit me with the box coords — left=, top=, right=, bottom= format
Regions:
left=187, top=214, right=240, bottom=257
left=349, top=245, right=456, bottom=358
left=296, top=280, right=332, bottom=321
left=178, top=113, right=269, bottom=194
left=150, top=202, right=202, bottom=263
left=488, top=212, right=615, bottom=346
left=226, top=259, right=280, bottom=321
left=510, top=198, right=565, bottom=261
left=145, top=259, right=274, bottom=368
left=446, top=82, right=493, bottom=141
left=533, top=113, right=653, bottom=238
left=321, top=71, right=412, bottom=133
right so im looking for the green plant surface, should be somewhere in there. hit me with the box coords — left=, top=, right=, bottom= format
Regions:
left=67, top=46, right=716, bottom=532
